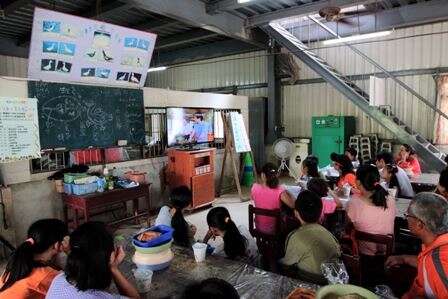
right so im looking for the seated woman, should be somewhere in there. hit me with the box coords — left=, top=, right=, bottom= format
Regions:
left=346, top=164, right=396, bottom=256
left=203, top=207, right=257, bottom=262
left=155, top=186, right=196, bottom=247
left=345, top=147, right=361, bottom=169
left=280, top=190, right=341, bottom=284
left=306, top=178, right=342, bottom=223
left=436, top=167, right=448, bottom=200
left=46, top=221, right=139, bottom=299
left=251, top=163, right=295, bottom=235
left=0, top=219, right=68, bottom=299
left=331, top=153, right=358, bottom=193
left=396, top=144, right=421, bottom=177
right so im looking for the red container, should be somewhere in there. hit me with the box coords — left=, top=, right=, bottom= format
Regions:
left=71, top=149, right=103, bottom=165
left=105, top=148, right=125, bottom=163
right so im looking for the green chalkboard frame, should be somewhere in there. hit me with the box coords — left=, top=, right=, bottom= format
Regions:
left=28, top=81, right=145, bottom=149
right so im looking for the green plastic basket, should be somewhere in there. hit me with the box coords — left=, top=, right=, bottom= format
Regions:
left=64, top=173, right=88, bottom=184
left=133, top=239, right=173, bottom=254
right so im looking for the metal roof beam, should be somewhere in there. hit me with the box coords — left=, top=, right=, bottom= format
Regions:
left=248, top=0, right=374, bottom=27
left=156, top=29, right=219, bottom=50
left=129, top=0, right=266, bottom=48
left=153, top=39, right=260, bottom=66
left=207, top=0, right=272, bottom=14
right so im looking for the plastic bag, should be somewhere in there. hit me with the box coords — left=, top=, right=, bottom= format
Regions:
left=321, top=260, right=349, bottom=285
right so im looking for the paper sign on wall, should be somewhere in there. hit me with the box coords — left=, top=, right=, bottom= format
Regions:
left=0, top=97, right=41, bottom=163
left=28, top=7, right=157, bottom=88
left=229, top=112, right=251, bottom=153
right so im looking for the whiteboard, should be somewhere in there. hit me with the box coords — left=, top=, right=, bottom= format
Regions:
left=229, top=112, right=251, bottom=153
left=0, top=97, right=41, bottom=163
left=28, top=7, right=157, bottom=88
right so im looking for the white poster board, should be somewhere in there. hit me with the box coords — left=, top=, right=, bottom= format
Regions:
left=229, top=112, right=251, bottom=153
left=369, top=76, right=386, bottom=107
left=28, top=7, right=157, bottom=88
left=0, top=97, right=41, bottom=162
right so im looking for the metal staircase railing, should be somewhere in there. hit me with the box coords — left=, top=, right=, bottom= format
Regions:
left=263, top=21, right=447, bottom=171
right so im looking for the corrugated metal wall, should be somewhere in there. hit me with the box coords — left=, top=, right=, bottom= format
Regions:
left=148, top=51, right=267, bottom=91
left=0, top=55, right=27, bottom=78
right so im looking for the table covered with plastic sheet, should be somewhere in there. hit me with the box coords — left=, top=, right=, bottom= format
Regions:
left=117, top=232, right=318, bottom=299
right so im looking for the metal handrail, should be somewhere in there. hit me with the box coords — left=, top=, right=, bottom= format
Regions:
left=308, top=16, right=448, bottom=123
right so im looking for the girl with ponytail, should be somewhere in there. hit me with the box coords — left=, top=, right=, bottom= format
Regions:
left=346, top=164, right=396, bottom=256
left=204, top=207, right=257, bottom=261
left=155, top=186, right=196, bottom=247
left=0, top=219, right=68, bottom=298
left=251, top=163, right=295, bottom=234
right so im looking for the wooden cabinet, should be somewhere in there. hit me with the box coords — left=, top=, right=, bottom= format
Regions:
left=167, top=148, right=216, bottom=209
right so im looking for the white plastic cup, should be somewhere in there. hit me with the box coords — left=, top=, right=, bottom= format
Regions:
left=192, top=242, right=207, bottom=263
left=343, top=185, right=351, bottom=198
left=133, top=268, right=153, bottom=293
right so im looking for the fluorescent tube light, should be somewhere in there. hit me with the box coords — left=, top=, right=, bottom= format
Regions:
left=238, top=0, right=253, bottom=3
left=322, top=30, right=392, bottom=45
left=147, top=66, right=167, bottom=72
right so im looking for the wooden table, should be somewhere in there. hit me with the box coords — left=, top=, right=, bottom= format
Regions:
left=114, top=226, right=318, bottom=299
left=62, top=183, right=151, bottom=228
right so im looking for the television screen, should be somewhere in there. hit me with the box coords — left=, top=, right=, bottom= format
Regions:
left=167, top=107, right=214, bottom=147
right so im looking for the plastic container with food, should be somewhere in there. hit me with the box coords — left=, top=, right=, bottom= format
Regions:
left=132, top=225, right=174, bottom=248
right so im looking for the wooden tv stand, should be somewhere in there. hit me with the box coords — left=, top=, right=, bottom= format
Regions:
left=167, top=148, right=216, bottom=209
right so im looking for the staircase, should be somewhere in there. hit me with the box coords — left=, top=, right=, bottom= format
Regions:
left=264, top=22, right=447, bottom=172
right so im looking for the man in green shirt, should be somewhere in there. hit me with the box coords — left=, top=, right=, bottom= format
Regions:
left=280, top=190, right=341, bottom=284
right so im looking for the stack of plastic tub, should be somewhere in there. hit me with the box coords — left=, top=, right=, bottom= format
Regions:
left=132, top=225, right=175, bottom=271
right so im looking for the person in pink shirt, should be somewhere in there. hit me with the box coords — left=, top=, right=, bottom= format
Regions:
left=396, top=144, right=422, bottom=177
left=251, top=163, right=295, bottom=235
left=346, top=164, right=396, bottom=256
left=306, top=178, right=342, bottom=223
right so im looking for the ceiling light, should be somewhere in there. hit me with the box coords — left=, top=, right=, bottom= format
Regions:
left=322, top=30, right=392, bottom=45
left=237, top=0, right=253, bottom=3
left=147, top=66, right=167, bottom=72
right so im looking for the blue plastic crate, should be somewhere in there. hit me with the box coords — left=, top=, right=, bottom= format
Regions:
left=71, top=182, right=98, bottom=195
left=133, top=225, right=174, bottom=248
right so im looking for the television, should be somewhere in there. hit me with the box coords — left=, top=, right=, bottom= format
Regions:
left=167, top=107, right=214, bottom=147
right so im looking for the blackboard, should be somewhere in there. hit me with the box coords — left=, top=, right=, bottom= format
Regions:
left=28, top=81, right=145, bottom=149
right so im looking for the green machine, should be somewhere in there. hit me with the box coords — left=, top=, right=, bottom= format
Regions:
left=311, top=115, right=356, bottom=168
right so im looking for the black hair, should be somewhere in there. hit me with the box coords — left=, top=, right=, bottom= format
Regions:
left=182, top=278, right=239, bottom=299
left=307, top=178, right=329, bottom=198
left=445, top=155, right=448, bottom=164
left=440, top=168, right=448, bottom=190
left=261, top=163, right=279, bottom=189
left=0, top=219, right=68, bottom=292
left=65, top=221, right=114, bottom=291
left=356, top=164, right=389, bottom=209
left=345, top=147, right=357, bottom=159
left=295, top=190, right=323, bottom=223
left=376, top=151, right=394, bottom=165
left=331, top=153, right=355, bottom=177
left=206, top=207, right=247, bottom=259
left=402, top=144, right=416, bottom=155
left=384, top=164, right=401, bottom=194
left=303, top=156, right=319, bottom=178
left=170, top=186, right=193, bottom=247
left=195, top=114, right=204, bottom=121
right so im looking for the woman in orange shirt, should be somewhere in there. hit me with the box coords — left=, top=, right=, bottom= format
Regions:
left=396, top=144, right=421, bottom=176
left=0, top=219, right=68, bottom=299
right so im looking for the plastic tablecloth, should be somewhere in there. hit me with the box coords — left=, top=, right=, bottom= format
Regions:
left=115, top=228, right=318, bottom=299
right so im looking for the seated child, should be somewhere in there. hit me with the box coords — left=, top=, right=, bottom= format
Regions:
left=0, top=219, right=68, bottom=299
left=203, top=207, right=257, bottom=262
left=46, top=221, right=139, bottom=299
left=280, top=190, right=341, bottom=285
left=306, top=178, right=342, bottom=223
left=155, top=186, right=196, bottom=247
